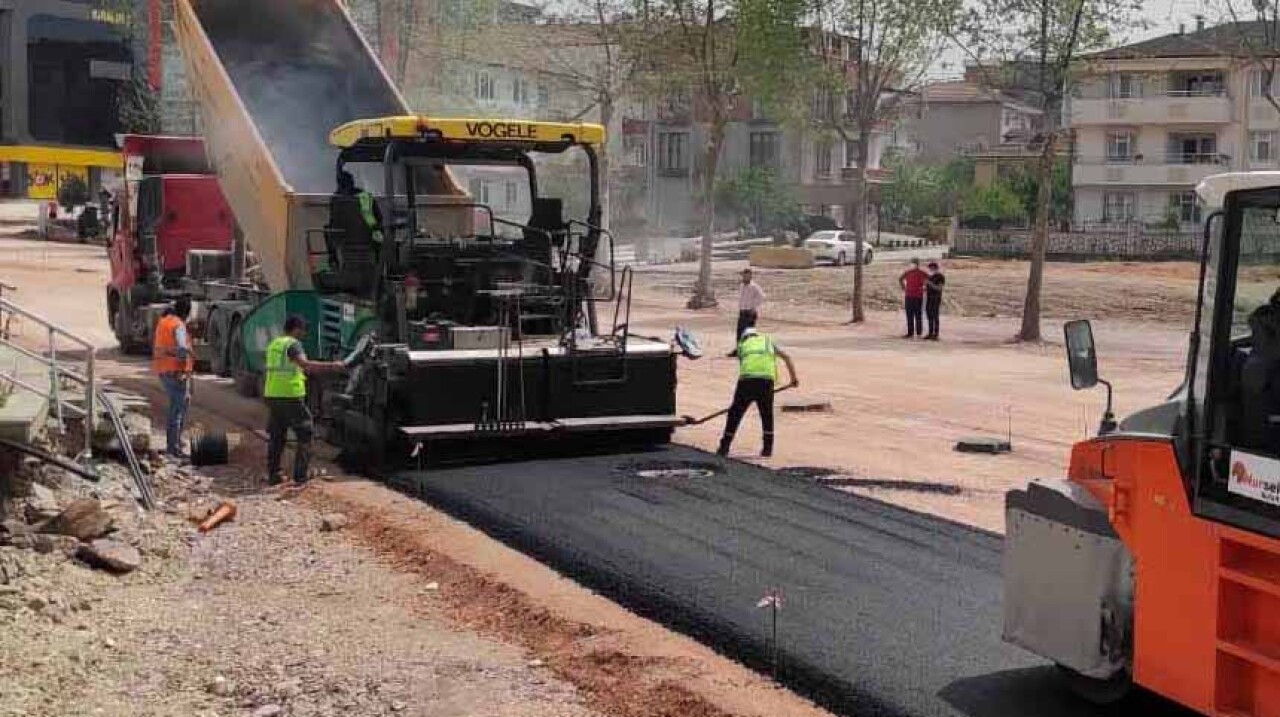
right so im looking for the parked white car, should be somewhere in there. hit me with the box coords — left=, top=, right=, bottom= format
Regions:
left=803, top=230, right=874, bottom=266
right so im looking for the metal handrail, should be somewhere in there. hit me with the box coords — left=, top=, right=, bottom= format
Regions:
left=0, top=296, right=95, bottom=461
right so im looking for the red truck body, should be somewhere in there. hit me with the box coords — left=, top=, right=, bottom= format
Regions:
left=106, top=135, right=234, bottom=353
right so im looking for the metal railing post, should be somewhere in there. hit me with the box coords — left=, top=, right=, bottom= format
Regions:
left=84, top=352, right=95, bottom=460
left=47, top=326, right=63, bottom=429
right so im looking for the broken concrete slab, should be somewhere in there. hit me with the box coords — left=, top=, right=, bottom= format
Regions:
left=39, top=499, right=113, bottom=541
left=77, top=539, right=142, bottom=574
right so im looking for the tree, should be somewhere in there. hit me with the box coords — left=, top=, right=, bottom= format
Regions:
left=881, top=156, right=973, bottom=221
left=513, top=1, right=643, bottom=233
left=960, top=181, right=1026, bottom=223
left=812, top=0, right=958, bottom=323
left=1208, top=4, right=1280, bottom=115
left=98, top=0, right=161, bottom=133
left=958, top=0, right=1142, bottom=340
left=631, top=0, right=817, bottom=309
left=714, top=166, right=801, bottom=233
left=1004, top=159, right=1070, bottom=226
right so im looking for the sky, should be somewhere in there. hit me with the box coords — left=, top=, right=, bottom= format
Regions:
left=929, top=0, right=1219, bottom=79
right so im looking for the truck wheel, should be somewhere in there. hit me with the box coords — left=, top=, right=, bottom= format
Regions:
left=112, top=293, right=148, bottom=356
left=1056, top=666, right=1132, bottom=705
left=207, top=310, right=229, bottom=377
left=227, top=319, right=259, bottom=398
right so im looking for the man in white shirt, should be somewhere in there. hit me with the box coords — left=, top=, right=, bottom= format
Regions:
left=735, top=268, right=766, bottom=346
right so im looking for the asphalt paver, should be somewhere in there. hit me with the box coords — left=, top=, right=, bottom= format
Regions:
left=392, top=444, right=1195, bottom=717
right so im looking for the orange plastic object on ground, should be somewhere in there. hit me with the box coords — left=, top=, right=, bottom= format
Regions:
left=198, top=501, right=237, bottom=533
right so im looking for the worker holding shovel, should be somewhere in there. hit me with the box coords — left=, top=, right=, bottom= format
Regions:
left=716, top=327, right=799, bottom=459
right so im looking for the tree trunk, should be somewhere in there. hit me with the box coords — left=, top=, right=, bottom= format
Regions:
left=849, top=128, right=871, bottom=323
left=1018, top=133, right=1058, bottom=342
left=690, top=119, right=726, bottom=309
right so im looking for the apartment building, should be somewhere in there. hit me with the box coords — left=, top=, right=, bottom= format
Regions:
left=645, top=98, right=893, bottom=234
left=1070, top=20, right=1279, bottom=227
left=903, top=80, right=1043, bottom=166
left=647, top=32, right=894, bottom=235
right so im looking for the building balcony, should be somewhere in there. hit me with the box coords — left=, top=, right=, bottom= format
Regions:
left=1070, top=93, right=1232, bottom=125
left=1073, top=155, right=1230, bottom=186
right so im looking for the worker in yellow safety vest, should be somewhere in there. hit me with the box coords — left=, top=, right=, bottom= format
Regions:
left=717, top=327, right=798, bottom=459
left=153, top=296, right=194, bottom=460
left=263, top=315, right=344, bottom=485
left=333, top=170, right=383, bottom=246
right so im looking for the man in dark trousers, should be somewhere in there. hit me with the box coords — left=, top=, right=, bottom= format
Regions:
left=731, top=267, right=766, bottom=352
left=263, top=315, right=344, bottom=485
left=925, top=260, right=946, bottom=340
left=899, top=257, right=929, bottom=338
left=717, top=327, right=799, bottom=458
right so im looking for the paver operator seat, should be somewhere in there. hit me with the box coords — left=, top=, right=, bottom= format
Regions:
left=323, top=170, right=382, bottom=294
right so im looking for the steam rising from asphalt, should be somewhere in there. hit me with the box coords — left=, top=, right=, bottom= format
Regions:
left=193, top=0, right=403, bottom=194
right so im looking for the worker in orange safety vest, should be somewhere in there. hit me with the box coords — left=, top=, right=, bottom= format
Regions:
left=153, top=296, right=194, bottom=460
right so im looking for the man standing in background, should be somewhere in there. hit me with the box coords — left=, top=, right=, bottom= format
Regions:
left=899, top=258, right=929, bottom=339
left=734, top=268, right=766, bottom=351
left=925, top=261, right=946, bottom=341
left=152, top=296, right=193, bottom=460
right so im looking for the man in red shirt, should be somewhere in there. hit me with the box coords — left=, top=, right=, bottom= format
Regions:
left=899, top=258, right=929, bottom=338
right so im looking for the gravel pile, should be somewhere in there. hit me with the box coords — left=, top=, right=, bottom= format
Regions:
left=0, top=450, right=598, bottom=717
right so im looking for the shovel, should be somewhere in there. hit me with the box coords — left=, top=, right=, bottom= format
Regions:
left=681, top=382, right=798, bottom=426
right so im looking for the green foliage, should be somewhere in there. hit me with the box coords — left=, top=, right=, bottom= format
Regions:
left=1002, top=160, right=1071, bottom=223
left=713, top=167, right=800, bottom=232
left=58, top=174, right=90, bottom=211
left=880, top=157, right=974, bottom=221
left=960, top=182, right=1026, bottom=222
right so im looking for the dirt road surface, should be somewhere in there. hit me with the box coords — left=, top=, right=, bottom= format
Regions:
left=0, top=232, right=1206, bottom=715
left=630, top=270, right=1187, bottom=531
left=0, top=233, right=833, bottom=717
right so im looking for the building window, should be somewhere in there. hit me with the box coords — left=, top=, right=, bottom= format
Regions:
left=504, top=180, right=519, bottom=209
left=1102, top=191, right=1136, bottom=223
left=812, top=92, right=835, bottom=120
left=749, top=132, right=780, bottom=168
left=814, top=140, right=832, bottom=176
left=1105, top=132, right=1135, bottom=162
left=657, top=132, right=688, bottom=174
left=474, top=70, right=496, bottom=101
left=1249, top=69, right=1272, bottom=98
left=1253, top=131, right=1276, bottom=163
left=845, top=140, right=860, bottom=167
left=1170, top=191, right=1201, bottom=224
left=469, top=178, right=491, bottom=205
left=512, top=76, right=530, bottom=105
left=1107, top=73, right=1141, bottom=99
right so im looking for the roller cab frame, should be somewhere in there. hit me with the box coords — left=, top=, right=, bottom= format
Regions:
left=1003, top=172, right=1280, bottom=715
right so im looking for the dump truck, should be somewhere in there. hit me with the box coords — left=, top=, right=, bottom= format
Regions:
left=106, top=134, right=240, bottom=355
left=163, top=0, right=680, bottom=466
left=1003, top=171, right=1280, bottom=714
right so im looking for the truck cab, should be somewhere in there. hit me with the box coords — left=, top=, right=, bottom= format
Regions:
left=107, top=135, right=234, bottom=353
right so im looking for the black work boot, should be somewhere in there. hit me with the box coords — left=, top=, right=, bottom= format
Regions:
left=762, top=433, right=774, bottom=458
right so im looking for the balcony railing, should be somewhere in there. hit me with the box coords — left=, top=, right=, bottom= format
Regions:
left=1080, top=153, right=1230, bottom=166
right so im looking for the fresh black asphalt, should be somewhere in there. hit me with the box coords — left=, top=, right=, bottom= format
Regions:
left=390, top=444, right=1195, bottom=717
